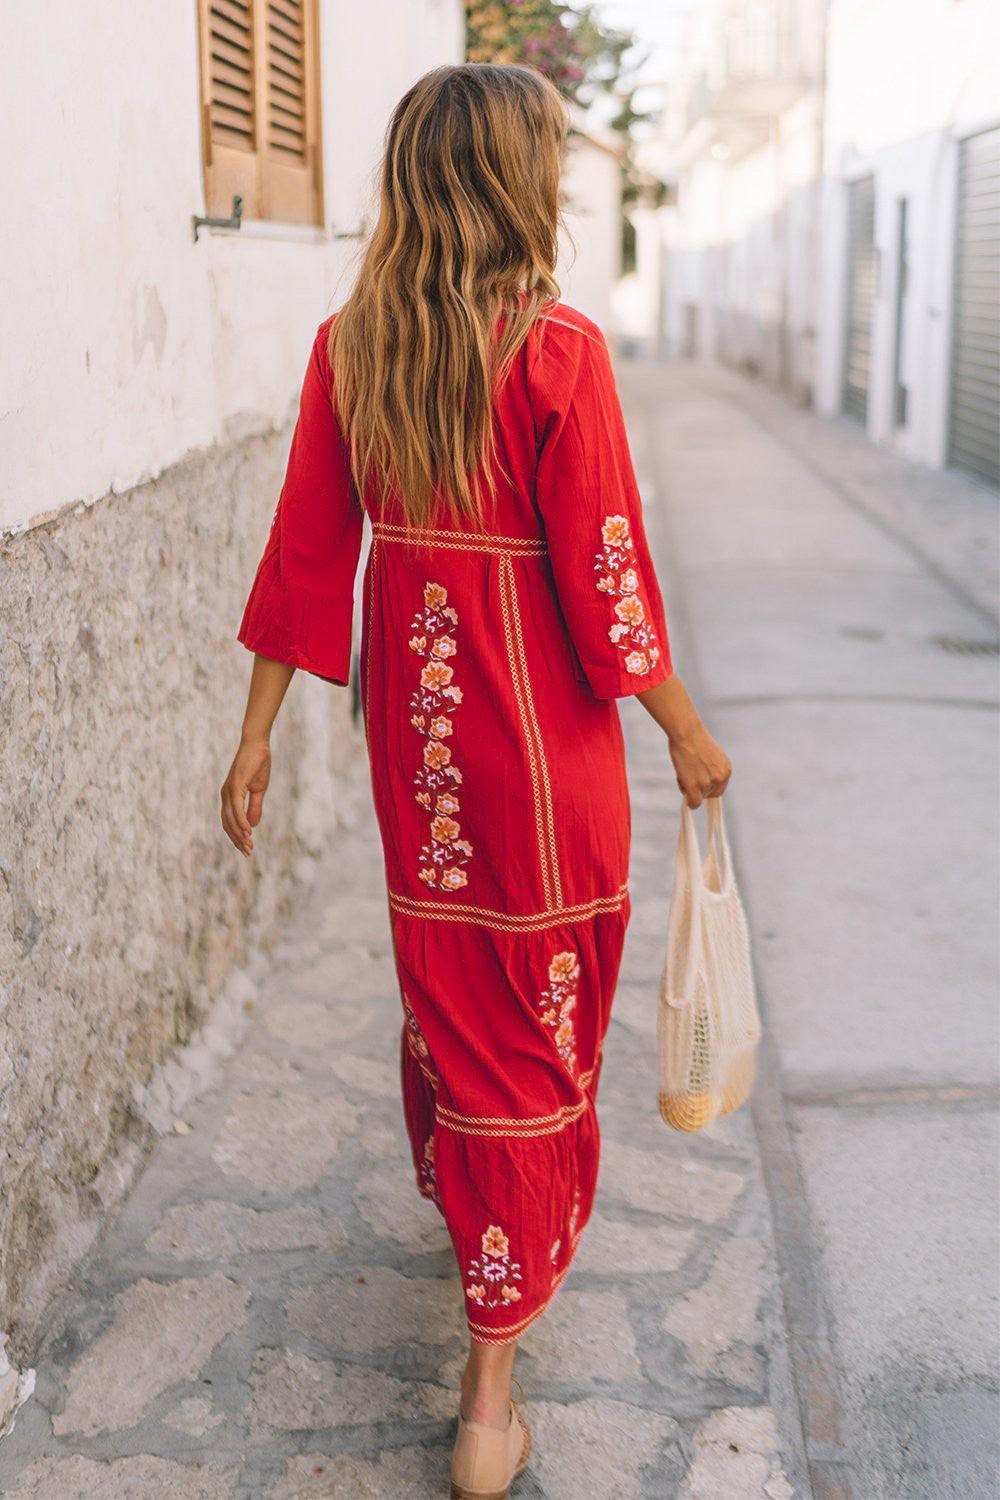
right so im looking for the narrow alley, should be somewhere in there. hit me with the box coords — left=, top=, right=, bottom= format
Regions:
left=1, top=364, right=996, bottom=1500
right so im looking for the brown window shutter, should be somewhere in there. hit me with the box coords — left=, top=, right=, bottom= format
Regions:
left=197, top=0, right=322, bottom=226
left=258, top=0, right=323, bottom=225
left=198, top=0, right=261, bottom=217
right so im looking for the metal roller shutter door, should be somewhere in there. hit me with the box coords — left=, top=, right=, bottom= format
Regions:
left=949, top=127, right=1000, bottom=486
left=842, top=175, right=877, bottom=422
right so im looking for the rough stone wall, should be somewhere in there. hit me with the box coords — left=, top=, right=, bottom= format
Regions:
left=0, top=426, right=362, bottom=1358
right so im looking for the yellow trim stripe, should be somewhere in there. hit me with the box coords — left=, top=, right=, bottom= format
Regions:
left=503, top=556, right=563, bottom=907
left=498, top=558, right=554, bottom=908
left=372, top=521, right=546, bottom=556
left=436, top=1098, right=588, bottom=1138
left=388, top=885, right=628, bottom=933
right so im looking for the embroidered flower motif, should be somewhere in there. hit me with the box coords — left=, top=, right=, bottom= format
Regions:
left=402, top=994, right=430, bottom=1058
left=482, top=1225, right=509, bottom=1258
left=593, top=514, right=661, bottom=677
left=418, top=1135, right=440, bottom=1207
left=402, top=993, right=440, bottom=1107
left=548, top=952, right=579, bottom=984
left=614, top=594, right=645, bottom=627
left=409, top=583, right=473, bottom=888
left=548, top=1234, right=563, bottom=1289
left=419, top=660, right=453, bottom=691
left=465, top=1223, right=523, bottom=1308
left=569, top=1185, right=582, bottom=1242
left=555, top=1018, right=574, bottom=1051
left=602, top=515, right=631, bottom=548
left=537, top=949, right=580, bottom=1074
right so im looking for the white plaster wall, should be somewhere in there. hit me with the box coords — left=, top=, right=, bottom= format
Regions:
left=815, top=0, right=1000, bottom=464
left=612, top=206, right=668, bottom=353
left=0, top=0, right=464, bottom=533
left=557, top=137, right=622, bottom=333
left=660, top=92, right=822, bottom=390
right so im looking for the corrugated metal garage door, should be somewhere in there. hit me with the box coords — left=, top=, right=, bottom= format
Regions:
left=948, top=127, right=1000, bottom=486
left=842, top=175, right=877, bottom=422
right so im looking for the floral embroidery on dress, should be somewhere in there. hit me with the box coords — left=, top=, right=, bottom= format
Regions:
left=465, top=1223, right=523, bottom=1308
left=408, top=582, right=473, bottom=889
left=418, top=1135, right=440, bottom=1207
left=594, top=514, right=661, bottom=675
left=537, top=950, right=579, bottom=1074
left=402, top=993, right=438, bottom=1087
left=568, top=1185, right=582, bottom=1243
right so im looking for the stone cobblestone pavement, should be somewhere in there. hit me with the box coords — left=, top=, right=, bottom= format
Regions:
left=0, top=375, right=807, bottom=1496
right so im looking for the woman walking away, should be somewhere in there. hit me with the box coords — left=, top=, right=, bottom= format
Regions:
left=222, top=62, right=731, bottom=1500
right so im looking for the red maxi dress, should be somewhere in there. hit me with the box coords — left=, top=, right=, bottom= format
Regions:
left=237, top=301, right=674, bottom=1345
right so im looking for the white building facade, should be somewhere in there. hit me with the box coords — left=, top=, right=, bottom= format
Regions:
left=658, top=0, right=828, bottom=400
left=658, top=0, right=1000, bottom=484
left=815, top=0, right=999, bottom=481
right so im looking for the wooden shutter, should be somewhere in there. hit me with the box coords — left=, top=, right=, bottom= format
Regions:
left=197, top=0, right=323, bottom=226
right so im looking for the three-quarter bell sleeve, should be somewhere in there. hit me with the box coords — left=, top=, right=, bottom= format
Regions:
left=531, top=318, right=674, bottom=701
left=236, top=321, right=364, bottom=686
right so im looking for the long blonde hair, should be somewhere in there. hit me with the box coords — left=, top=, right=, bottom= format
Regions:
left=328, top=63, right=569, bottom=529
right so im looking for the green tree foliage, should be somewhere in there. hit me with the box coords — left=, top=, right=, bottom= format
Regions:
left=465, top=1, right=669, bottom=271
left=465, top=0, right=630, bottom=108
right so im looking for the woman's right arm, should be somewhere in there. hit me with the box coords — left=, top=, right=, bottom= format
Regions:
left=222, top=317, right=365, bottom=859
left=220, top=654, right=296, bottom=857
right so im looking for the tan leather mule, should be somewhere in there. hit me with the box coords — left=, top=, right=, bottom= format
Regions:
left=449, top=1375, right=532, bottom=1500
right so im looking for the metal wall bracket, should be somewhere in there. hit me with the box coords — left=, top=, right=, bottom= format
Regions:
left=192, top=195, right=243, bottom=243
left=332, top=218, right=368, bottom=240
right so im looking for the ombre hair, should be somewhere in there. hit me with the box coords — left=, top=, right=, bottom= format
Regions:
left=328, top=63, right=569, bottom=529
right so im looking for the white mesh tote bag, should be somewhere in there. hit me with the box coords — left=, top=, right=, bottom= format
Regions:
left=658, top=796, right=761, bottom=1132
